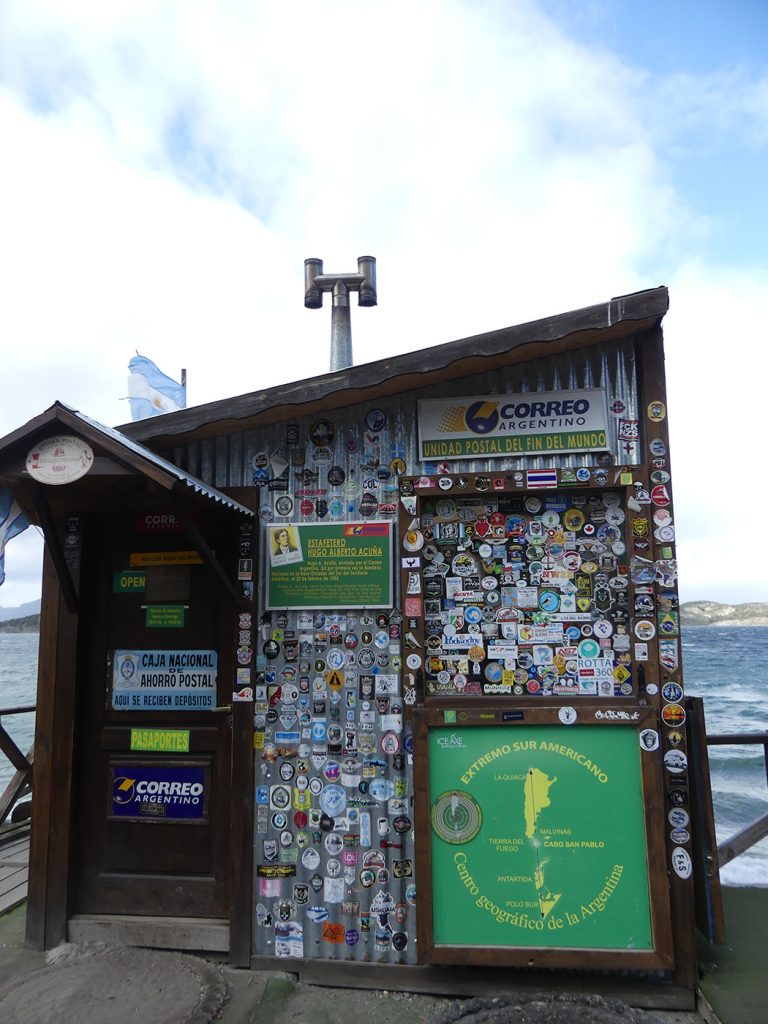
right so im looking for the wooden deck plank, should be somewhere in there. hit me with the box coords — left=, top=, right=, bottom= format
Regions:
left=0, top=825, right=30, bottom=916
left=0, top=838, right=30, bottom=862
left=0, top=868, right=28, bottom=915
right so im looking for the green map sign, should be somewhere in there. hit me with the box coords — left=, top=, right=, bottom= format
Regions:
left=429, top=725, right=652, bottom=949
left=266, top=522, right=393, bottom=610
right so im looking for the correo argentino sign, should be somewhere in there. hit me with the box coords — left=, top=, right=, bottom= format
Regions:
left=417, top=389, right=609, bottom=460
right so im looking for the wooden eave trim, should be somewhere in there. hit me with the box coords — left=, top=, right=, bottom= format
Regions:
left=120, top=306, right=666, bottom=449
left=167, top=491, right=245, bottom=610
left=29, top=483, right=78, bottom=614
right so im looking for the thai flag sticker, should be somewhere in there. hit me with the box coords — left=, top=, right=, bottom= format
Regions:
left=526, top=469, right=558, bottom=489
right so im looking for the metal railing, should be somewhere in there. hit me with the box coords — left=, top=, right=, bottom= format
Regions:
left=706, top=731, right=768, bottom=867
left=0, top=704, right=35, bottom=829
left=708, top=733, right=768, bottom=868
left=0, top=706, right=765, bottom=868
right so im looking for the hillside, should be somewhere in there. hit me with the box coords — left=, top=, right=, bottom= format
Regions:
left=680, top=601, right=768, bottom=627
left=0, top=614, right=40, bottom=633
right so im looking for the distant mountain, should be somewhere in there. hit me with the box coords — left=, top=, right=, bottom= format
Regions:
left=0, top=600, right=41, bottom=623
left=681, top=601, right=768, bottom=627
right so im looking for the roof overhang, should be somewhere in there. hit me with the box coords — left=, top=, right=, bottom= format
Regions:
left=118, top=287, right=669, bottom=450
left=0, top=404, right=255, bottom=614
left=0, top=403, right=255, bottom=521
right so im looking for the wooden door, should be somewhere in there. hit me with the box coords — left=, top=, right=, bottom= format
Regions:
left=71, top=507, right=235, bottom=918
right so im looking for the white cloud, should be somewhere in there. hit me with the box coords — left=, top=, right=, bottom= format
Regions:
left=0, top=0, right=767, bottom=607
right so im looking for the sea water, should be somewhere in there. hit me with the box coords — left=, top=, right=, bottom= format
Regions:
left=1, top=627, right=766, bottom=884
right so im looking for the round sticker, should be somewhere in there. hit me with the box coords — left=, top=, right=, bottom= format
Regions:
left=365, top=408, right=387, bottom=432
left=436, top=499, right=458, bottom=519
left=309, top=419, right=335, bottom=446
left=661, top=703, right=686, bottom=727
left=578, top=638, right=600, bottom=659
left=275, top=495, right=294, bottom=517
left=539, top=590, right=560, bottom=613
left=484, top=661, right=503, bottom=683
left=634, top=620, right=656, bottom=640
left=563, top=508, right=585, bottom=532
left=271, top=786, right=290, bottom=809
left=664, top=749, right=688, bottom=773
left=558, top=706, right=577, bottom=725
left=647, top=400, right=666, bottom=422
left=592, top=619, right=614, bottom=639
left=381, top=732, right=400, bottom=755
left=639, top=729, right=659, bottom=751
left=325, top=833, right=344, bottom=856
left=668, top=808, right=690, bottom=828
left=662, top=681, right=684, bottom=703
left=404, top=530, right=424, bottom=552
left=319, top=784, right=346, bottom=817
left=452, top=553, right=476, bottom=576
left=524, top=496, right=542, bottom=514
left=651, top=485, right=671, bottom=507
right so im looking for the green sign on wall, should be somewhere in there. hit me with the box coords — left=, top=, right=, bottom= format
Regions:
left=266, top=522, right=392, bottom=610
left=428, top=725, right=652, bottom=949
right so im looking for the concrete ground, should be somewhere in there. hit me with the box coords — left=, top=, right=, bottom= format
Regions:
left=0, top=900, right=738, bottom=1024
left=697, top=886, right=768, bottom=1024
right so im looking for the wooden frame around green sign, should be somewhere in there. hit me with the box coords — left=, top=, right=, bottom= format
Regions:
left=413, top=706, right=674, bottom=969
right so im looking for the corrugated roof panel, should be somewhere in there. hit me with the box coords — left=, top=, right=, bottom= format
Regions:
left=61, top=404, right=255, bottom=517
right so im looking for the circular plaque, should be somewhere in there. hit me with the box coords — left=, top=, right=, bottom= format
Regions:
left=26, top=436, right=94, bottom=484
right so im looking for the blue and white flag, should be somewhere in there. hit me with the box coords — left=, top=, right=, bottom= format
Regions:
left=128, top=355, right=186, bottom=421
left=0, top=487, right=30, bottom=587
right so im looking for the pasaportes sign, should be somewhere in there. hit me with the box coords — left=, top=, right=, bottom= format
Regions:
left=111, top=650, right=218, bottom=710
left=428, top=724, right=652, bottom=950
left=418, top=389, right=608, bottom=460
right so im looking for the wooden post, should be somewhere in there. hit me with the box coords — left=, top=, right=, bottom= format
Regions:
left=26, top=549, right=79, bottom=949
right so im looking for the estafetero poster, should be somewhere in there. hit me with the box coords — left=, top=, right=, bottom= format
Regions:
left=266, top=522, right=392, bottom=610
left=428, top=724, right=652, bottom=949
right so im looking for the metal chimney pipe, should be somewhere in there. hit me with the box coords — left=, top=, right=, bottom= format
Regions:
left=304, top=256, right=377, bottom=371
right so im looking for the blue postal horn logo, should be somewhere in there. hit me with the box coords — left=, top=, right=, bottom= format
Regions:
left=463, top=401, right=499, bottom=435
left=113, top=776, right=136, bottom=804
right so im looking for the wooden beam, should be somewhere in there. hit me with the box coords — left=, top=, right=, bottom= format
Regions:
left=168, top=496, right=244, bottom=610
left=29, top=484, right=78, bottom=614
left=229, top=700, right=254, bottom=966
left=0, top=746, right=33, bottom=825
left=0, top=725, right=31, bottom=773
left=718, top=813, right=768, bottom=867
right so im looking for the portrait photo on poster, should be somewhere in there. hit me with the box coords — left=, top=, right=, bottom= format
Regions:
left=269, top=525, right=304, bottom=567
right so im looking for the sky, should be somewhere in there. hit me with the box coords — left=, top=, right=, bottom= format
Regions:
left=1, top=0, right=767, bottom=608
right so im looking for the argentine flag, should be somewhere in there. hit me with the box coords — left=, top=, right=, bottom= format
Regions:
left=0, top=487, right=30, bottom=587
left=128, top=355, right=186, bottom=421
